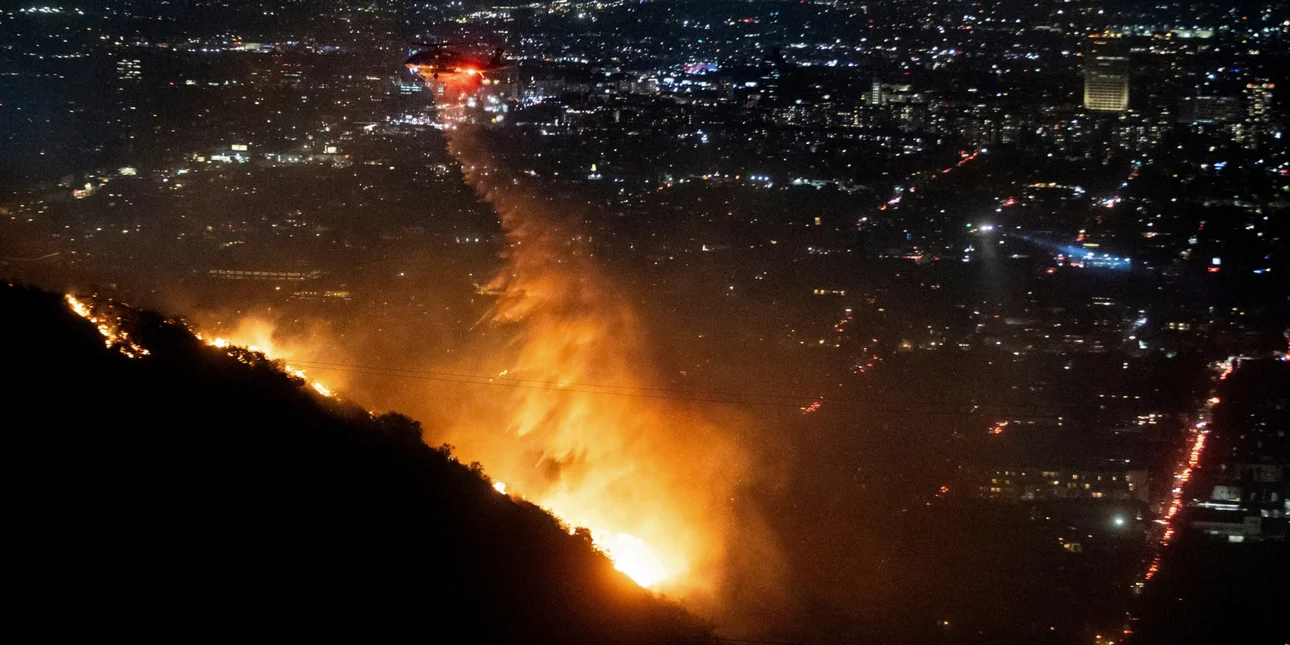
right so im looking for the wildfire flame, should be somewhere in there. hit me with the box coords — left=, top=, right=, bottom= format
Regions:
left=592, top=530, right=669, bottom=589
left=65, top=294, right=150, bottom=359
left=192, top=317, right=342, bottom=401
left=422, top=87, right=751, bottom=595
left=497, top=466, right=668, bottom=586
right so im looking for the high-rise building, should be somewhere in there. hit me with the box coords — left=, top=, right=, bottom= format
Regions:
left=1246, top=79, right=1274, bottom=125
left=1083, top=38, right=1130, bottom=112
left=1244, top=79, right=1276, bottom=147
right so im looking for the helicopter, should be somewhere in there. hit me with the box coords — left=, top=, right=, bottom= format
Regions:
left=404, top=42, right=510, bottom=82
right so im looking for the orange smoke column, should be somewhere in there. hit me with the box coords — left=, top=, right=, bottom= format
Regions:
left=433, top=99, right=751, bottom=598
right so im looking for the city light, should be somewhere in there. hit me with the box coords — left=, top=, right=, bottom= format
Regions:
left=9, top=2, right=1287, bottom=640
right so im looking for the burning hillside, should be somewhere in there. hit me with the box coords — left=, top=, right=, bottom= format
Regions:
left=3, top=283, right=711, bottom=643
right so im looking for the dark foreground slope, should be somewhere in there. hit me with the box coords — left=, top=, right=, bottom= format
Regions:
left=2, top=284, right=708, bottom=643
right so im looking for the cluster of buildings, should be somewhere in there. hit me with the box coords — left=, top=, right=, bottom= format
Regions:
left=1191, top=462, right=1287, bottom=543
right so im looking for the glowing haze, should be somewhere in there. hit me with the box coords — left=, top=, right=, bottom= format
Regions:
left=201, top=81, right=766, bottom=604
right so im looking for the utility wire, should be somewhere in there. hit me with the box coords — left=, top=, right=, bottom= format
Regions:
left=290, top=360, right=815, bottom=409
left=290, top=358, right=837, bottom=402
left=284, top=358, right=1132, bottom=415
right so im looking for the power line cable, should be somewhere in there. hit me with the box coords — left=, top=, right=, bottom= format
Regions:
left=284, top=358, right=1137, bottom=415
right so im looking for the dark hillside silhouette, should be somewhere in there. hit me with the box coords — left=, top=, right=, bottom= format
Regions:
left=2, top=284, right=709, bottom=643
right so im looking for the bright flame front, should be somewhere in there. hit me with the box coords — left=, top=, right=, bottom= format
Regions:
left=593, top=530, right=669, bottom=588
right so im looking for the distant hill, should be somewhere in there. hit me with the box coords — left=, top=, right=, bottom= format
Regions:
left=2, top=283, right=709, bottom=643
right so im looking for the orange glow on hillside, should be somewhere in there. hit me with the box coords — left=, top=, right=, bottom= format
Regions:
left=187, top=77, right=770, bottom=599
